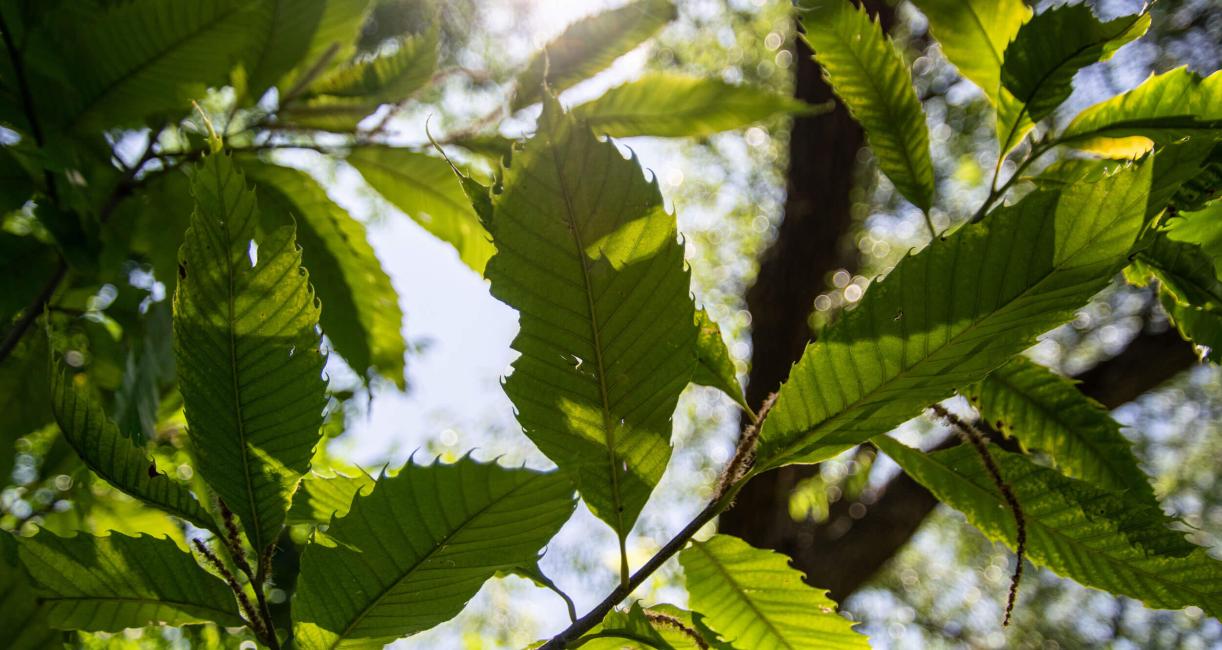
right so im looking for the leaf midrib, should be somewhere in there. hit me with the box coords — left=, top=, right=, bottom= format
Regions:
left=213, top=165, right=265, bottom=553
left=542, top=127, right=628, bottom=541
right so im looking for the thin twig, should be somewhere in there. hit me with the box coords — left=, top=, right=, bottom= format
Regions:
left=542, top=400, right=777, bottom=648
left=929, top=403, right=1025, bottom=626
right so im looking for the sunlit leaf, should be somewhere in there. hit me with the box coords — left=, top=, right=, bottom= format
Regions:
left=174, top=154, right=327, bottom=552
left=692, top=308, right=750, bottom=414
left=49, top=354, right=217, bottom=533
left=967, top=356, right=1154, bottom=500
left=241, top=159, right=406, bottom=387
left=479, top=95, right=698, bottom=539
left=997, top=5, right=1149, bottom=154
left=14, top=530, right=243, bottom=631
left=287, top=469, right=373, bottom=525
left=348, top=146, right=494, bottom=274
left=292, top=458, right=574, bottom=648
left=910, top=0, right=1030, bottom=106
left=1060, top=67, right=1222, bottom=155
left=801, top=0, right=935, bottom=211
left=512, top=0, right=676, bottom=110
left=573, top=73, right=813, bottom=138
left=755, top=158, right=1151, bottom=470
left=680, top=534, right=867, bottom=649
left=876, top=437, right=1222, bottom=616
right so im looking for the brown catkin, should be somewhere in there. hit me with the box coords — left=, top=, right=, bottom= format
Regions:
left=930, top=403, right=1026, bottom=626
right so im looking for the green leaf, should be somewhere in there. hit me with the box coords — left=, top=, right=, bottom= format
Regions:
left=582, top=602, right=676, bottom=650
left=573, top=73, right=813, bottom=138
left=1161, top=296, right=1222, bottom=363
left=996, top=5, right=1149, bottom=154
left=287, top=469, right=373, bottom=525
left=679, top=534, right=867, bottom=649
left=240, top=159, right=406, bottom=387
left=292, top=458, right=575, bottom=649
left=49, top=354, right=218, bottom=533
left=1169, top=201, right=1222, bottom=263
left=1135, top=232, right=1222, bottom=310
left=15, top=530, right=244, bottom=631
left=909, top=0, right=1030, bottom=106
left=241, top=0, right=329, bottom=102
left=692, top=308, right=750, bottom=414
left=280, top=26, right=439, bottom=132
left=754, top=158, right=1151, bottom=470
left=1060, top=67, right=1222, bottom=154
left=875, top=437, right=1222, bottom=616
left=801, top=0, right=935, bottom=212
left=0, top=533, right=56, bottom=649
left=305, top=25, right=437, bottom=102
left=482, top=96, right=698, bottom=539
left=967, top=356, right=1153, bottom=500
left=1144, top=139, right=1219, bottom=221
left=275, top=0, right=375, bottom=98
left=511, top=0, right=676, bottom=110
left=29, top=0, right=274, bottom=130
left=174, top=154, right=327, bottom=553
left=1167, top=143, right=1221, bottom=213
left=347, top=146, right=494, bottom=274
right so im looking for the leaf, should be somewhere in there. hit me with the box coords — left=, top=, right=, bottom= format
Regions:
left=967, top=356, right=1153, bottom=500
left=481, top=96, right=698, bottom=539
left=573, top=73, right=813, bottom=138
left=305, top=25, right=438, bottom=102
left=909, top=0, right=1030, bottom=106
left=49, top=354, right=218, bottom=533
left=1135, top=232, right=1222, bottom=310
left=347, top=146, right=494, bottom=274
left=582, top=602, right=676, bottom=650
left=241, top=159, right=406, bottom=387
left=801, top=1, right=935, bottom=212
left=511, top=0, right=677, bottom=110
left=241, top=0, right=329, bottom=102
left=287, top=469, right=373, bottom=525
left=174, top=154, right=327, bottom=553
left=1144, top=139, right=1219, bottom=221
left=292, top=458, right=575, bottom=648
left=1168, top=201, right=1222, bottom=266
left=15, top=530, right=244, bottom=631
left=1060, top=67, right=1222, bottom=154
left=1167, top=143, right=1221, bottom=213
left=875, top=436, right=1222, bottom=616
left=679, top=534, right=867, bottom=649
left=692, top=308, right=750, bottom=414
left=754, top=157, right=1151, bottom=470
left=275, top=0, right=375, bottom=98
left=29, top=0, right=274, bottom=130
left=0, top=533, right=56, bottom=649
left=996, top=5, right=1149, bottom=154
left=280, top=26, right=439, bottom=132
left=1162, top=296, right=1222, bottom=363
